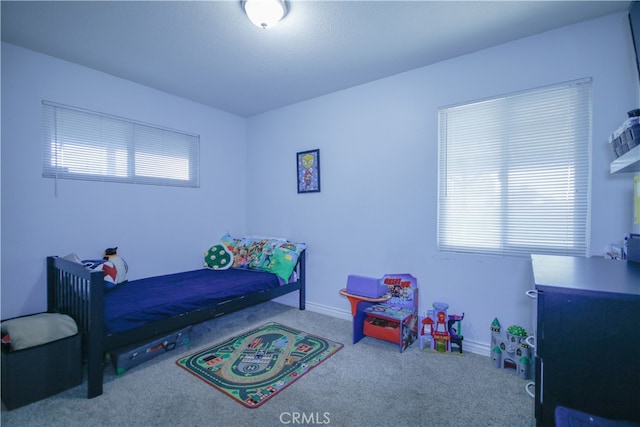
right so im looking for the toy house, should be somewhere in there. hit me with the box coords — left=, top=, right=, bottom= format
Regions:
left=419, top=302, right=464, bottom=353
left=490, top=317, right=532, bottom=380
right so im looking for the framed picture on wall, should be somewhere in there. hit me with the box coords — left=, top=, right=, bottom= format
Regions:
left=296, top=149, right=321, bottom=193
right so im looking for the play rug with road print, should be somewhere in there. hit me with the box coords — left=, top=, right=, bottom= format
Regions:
left=176, top=322, right=343, bottom=408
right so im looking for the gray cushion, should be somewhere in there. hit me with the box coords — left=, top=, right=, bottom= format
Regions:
left=1, top=313, right=78, bottom=351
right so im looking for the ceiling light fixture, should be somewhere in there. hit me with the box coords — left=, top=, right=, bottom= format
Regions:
left=242, top=0, right=288, bottom=30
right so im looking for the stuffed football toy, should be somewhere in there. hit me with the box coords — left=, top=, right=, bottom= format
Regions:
left=83, top=247, right=129, bottom=290
left=103, top=247, right=128, bottom=285
left=82, top=259, right=118, bottom=290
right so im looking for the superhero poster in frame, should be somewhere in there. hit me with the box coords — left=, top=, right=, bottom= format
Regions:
left=296, top=149, right=320, bottom=193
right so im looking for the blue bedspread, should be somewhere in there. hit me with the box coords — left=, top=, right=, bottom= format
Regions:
left=104, top=268, right=281, bottom=335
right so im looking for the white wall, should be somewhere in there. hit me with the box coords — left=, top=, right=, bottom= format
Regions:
left=246, top=12, right=638, bottom=353
left=1, top=43, right=248, bottom=319
left=2, top=12, right=636, bottom=354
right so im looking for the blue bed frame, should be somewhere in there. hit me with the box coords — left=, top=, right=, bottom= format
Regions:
left=46, top=251, right=305, bottom=398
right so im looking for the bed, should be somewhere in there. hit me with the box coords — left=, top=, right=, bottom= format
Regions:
left=46, top=237, right=306, bottom=399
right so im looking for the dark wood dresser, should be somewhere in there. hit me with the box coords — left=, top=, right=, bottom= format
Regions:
left=531, top=254, right=640, bottom=426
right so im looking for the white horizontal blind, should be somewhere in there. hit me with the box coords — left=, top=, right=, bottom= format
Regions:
left=42, top=101, right=200, bottom=188
left=438, top=79, right=591, bottom=257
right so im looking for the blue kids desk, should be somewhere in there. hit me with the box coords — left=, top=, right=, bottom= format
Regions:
left=339, top=273, right=418, bottom=352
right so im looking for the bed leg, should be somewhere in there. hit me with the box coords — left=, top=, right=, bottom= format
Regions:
left=86, top=346, right=104, bottom=398
left=298, top=250, right=306, bottom=310
left=299, top=286, right=305, bottom=310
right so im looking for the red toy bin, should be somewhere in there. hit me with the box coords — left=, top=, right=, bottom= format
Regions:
left=363, top=314, right=401, bottom=344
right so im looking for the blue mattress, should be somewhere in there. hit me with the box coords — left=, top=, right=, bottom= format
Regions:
left=104, top=268, right=281, bottom=335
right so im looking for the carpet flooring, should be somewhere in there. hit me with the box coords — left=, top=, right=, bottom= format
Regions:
left=1, top=301, right=535, bottom=427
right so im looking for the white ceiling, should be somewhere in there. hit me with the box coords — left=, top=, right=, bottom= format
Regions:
left=1, top=0, right=632, bottom=117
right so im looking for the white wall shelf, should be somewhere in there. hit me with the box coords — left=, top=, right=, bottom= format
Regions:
left=610, top=144, right=640, bottom=174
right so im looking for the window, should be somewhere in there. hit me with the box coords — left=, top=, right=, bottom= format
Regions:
left=437, top=79, right=591, bottom=257
left=42, top=101, right=200, bottom=188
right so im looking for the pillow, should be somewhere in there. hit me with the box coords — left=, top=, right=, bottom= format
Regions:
left=1, top=313, right=78, bottom=351
left=259, top=241, right=307, bottom=281
left=219, top=233, right=249, bottom=267
left=226, top=236, right=267, bottom=269
left=204, top=244, right=234, bottom=270
left=219, top=233, right=240, bottom=253
left=247, top=238, right=272, bottom=269
left=61, top=253, right=83, bottom=264
left=231, top=238, right=252, bottom=268
left=216, top=233, right=306, bottom=278
left=260, top=248, right=295, bottom=281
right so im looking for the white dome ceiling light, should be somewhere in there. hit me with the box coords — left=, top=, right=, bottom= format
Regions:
left=242, top=0, right=288, bottom=30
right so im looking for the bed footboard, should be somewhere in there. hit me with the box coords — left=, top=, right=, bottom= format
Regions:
left=47, top=256, right=106, bottom=398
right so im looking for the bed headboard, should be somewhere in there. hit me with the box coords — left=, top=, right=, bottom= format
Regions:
left=47, top=256, right=105, bottom=339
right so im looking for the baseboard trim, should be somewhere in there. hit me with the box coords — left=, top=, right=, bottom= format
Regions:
left=462, top=339, right=490, bottom=357
left=274, top=295, right=353, bottom=321
left=274, top=295, right=491, bottom=357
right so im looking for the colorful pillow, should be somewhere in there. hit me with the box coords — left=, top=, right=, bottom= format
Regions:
left=215, top=233, right=306, bottom=280
left=259, top=241, right=307, bottom=281
left=225, top=236, right=268, bottom=269
left=218, top=233, right=252, bottom=267
left=219, top=233, right=240, bottom=253
left=204, top=244, right=234, bottom=270
left=230, top=238, right=253, bottom=268
left=247, top=239, right=273, bottom=269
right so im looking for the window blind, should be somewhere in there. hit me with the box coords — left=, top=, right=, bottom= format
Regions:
left=42, top=101, right=200, bottom=188
left=437, top=79, right=592, bottom=257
